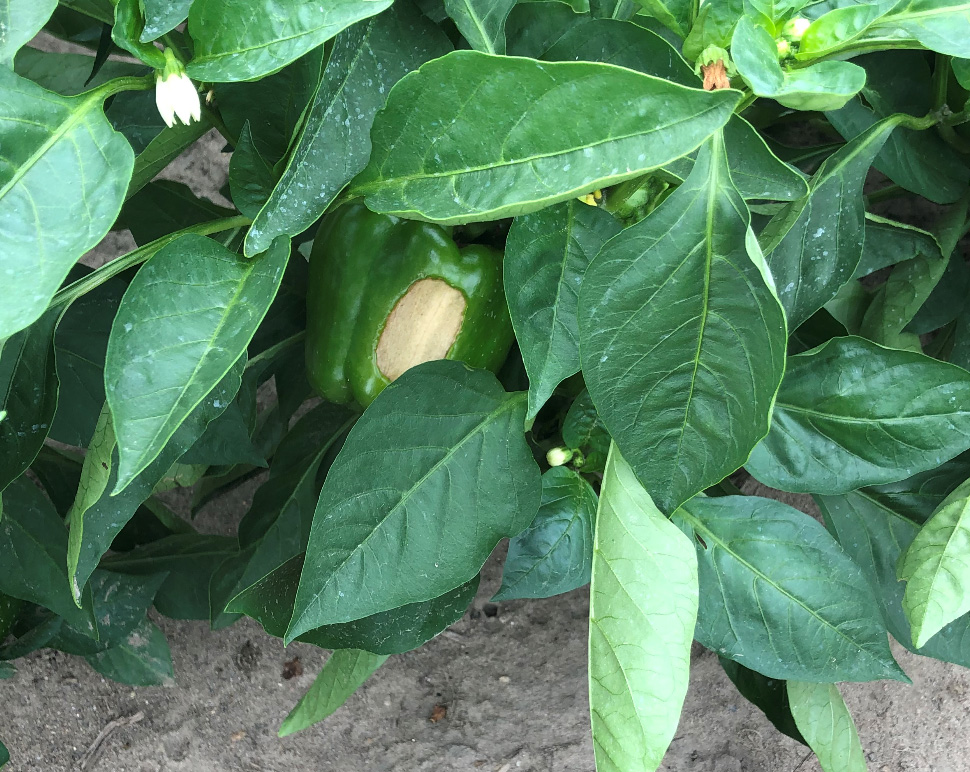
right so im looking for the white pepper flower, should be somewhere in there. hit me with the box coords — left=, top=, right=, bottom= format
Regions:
left=155, top=49, right=201, bottom=129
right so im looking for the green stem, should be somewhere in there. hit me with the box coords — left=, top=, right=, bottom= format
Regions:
left=87, top=73, right=155, bottom=101
left=50, top=216, right=251, bottom=309
left=246, top=331, right=306, bottom=373
left=734, top=90, right=758, bottom=114
left=932, top=53, right=950, bottom=111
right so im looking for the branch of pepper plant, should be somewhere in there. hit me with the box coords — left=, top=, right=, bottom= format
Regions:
left=48, top=216, right=252, bottom=310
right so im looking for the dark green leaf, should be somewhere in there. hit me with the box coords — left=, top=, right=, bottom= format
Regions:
left=0, top=68, right=133, bottom=340
left=287, top=361, right=541, bottom=638
left=0, top=477, right=96, bottom=634
left=493, top=467, right=596, bottom=601
left=0, top=310, right=58, bottom=493
left=187, top=0, right=393, bottom=82
left=120, top=180, right=236, bottom=246
left=828, top=53, right=970, bottom=206
left=673, top=494, right=905, bottom=682
left=14, top=48, right=145, bottom=96
left=105, top=235, right=288, bottom=490
left=85, top=618, right=174, bottom=686
left=350, top=51, right=740, bottom=224
left=68, top=364, right=243, bottom=601
left=244, top=2, right=452, bottom=255
left=106, top=89, right=168, bottom=156
left=229, top=122, right=276, bottom=221
left=854, top=214, right=942, bottom=279
left=747, top=337, right=970, bottom=494
left=47, top=570, right=167, bottom=655
left=561, top=390, right=610, bottom=472
left=141, top=0, right=193, bottom=40
left=50, top=276, right=125, bottom=447
left=278, top=650, right=387, bottom=737
left=216, top=48, right=323, bottom=166
left=126, top=118, right=210, bottom=199
left=101, top=534, right=238, bottom=620
left=580, top=133, right=786, bottom=514
left=505, top=201, right=621, bottom=419
left=214, top=402, right=358, bottom=610
left=589, top=445, right=697, bottom=772
left=507, top=8, right=695, bottom=85
left=177, top=399, right=266, bottom=468
left=228, top=554, right=478, bottom=654
left=759, top=116, right=905, bottom=329
left=662, top=116, right=808, bottom=202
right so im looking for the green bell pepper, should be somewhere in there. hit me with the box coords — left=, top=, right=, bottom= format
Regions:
left=305, top=203, right=514, bottom=407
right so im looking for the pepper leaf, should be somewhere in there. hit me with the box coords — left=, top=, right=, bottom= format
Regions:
left=0, top=69, right=133, bottom=341
left=505, top=200, right=621, bottom=419
left=589, top=444, right=697, bottom=772
left=104, top=235, right=288, bottom=492
left=286, top=361, right=541, bottom=639
left=747, top=337, right=970, bottom=494
left=673, top=495, right=906, bottom=683
left=580, top=131, right=786, bottom=514
left=351, top=51, right=739, bottom=224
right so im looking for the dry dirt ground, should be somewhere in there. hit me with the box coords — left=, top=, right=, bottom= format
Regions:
left=3, top=125, right=970, bottom=772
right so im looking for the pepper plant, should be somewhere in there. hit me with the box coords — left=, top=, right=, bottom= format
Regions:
left=4, top=0, right=970, bottom=769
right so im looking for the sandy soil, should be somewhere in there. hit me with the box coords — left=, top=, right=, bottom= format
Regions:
left=3, top=109, right=970, bottom=772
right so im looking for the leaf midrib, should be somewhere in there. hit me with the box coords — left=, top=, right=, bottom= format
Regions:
left=0, top=90, right=98, bottom=205
left=679, top=508, right=890, bottom=670
left=290, top=392, right=524, bottom=633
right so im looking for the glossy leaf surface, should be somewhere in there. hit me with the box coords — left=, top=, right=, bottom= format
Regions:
left=105, top=235, right=288, bottom=491
left=494, top=467, right=597, bottom=601
left=674, top=495, right=904, bottom=683
left=0, top=69, right=133, bottom=340
left=748, top=337, right=970, bottom=494
left=287, top=361, right=541, bottom=639
left=229, top=554, right=478, bottom=655
left=245, top=1, right=451, bottom=255
left=351, top=51, right=739, bottom=224
left=580, top=134, right=786, bottom=514
left=504, top=200, right=621, bottom=418
left=187, top=0, right=393, bottom=82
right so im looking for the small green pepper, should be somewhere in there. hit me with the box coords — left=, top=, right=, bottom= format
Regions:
left=305, top=203, right=514, bottom=407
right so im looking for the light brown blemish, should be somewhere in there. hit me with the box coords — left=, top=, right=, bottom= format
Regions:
left=376, top=278, right=466, bottom=381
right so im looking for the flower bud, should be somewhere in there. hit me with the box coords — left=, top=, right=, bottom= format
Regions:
left=783, top=17, right=811, bottom=42
left=546, top=447, right=574, bottom=467
left=777, top=39, right=792, bottom=58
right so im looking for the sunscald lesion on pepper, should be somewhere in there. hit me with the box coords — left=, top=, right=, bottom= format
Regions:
left=304, top=203, right=515, bottom=408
